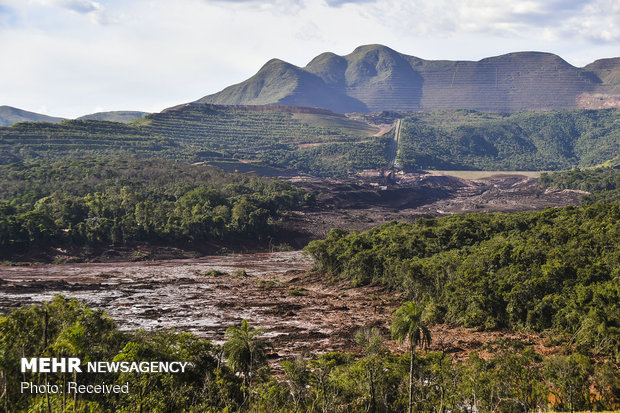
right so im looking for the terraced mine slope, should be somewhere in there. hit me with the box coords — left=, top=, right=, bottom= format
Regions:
left=143, top=104, right=377, bottom=157
left=0, top=120, right=175, bottom=164
left=1, top=105, right=617, bottom=175
left=198, top=45, right=620, bottom=113
left=0, top=104, right=388, bottom=176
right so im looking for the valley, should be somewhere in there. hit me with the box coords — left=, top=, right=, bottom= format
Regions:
left=0, top=251, right=557, bottom=364
left=0, top=167, right=584, bottom=263
left=1, top=0, right=619, bottom=401
left=1, top=51, right=618, bottom=410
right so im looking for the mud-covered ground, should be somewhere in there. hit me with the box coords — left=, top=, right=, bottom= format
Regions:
left=0, top=252, right=385, bottom=358
left=284, top=172, right=584, bottom=242
left=0, top=251, right=556, bottom=361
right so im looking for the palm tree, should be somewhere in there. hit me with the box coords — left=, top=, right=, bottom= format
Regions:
left=390, top=301, right=431, bottom=413
left=52, top=320, right=88, bottom=411
left=222, top=319, right=271, bottom=399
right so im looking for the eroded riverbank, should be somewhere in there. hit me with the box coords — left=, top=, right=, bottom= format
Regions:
left=1, top=250, right=559, bottom=361
left=0, top=251, right=400, bottom=359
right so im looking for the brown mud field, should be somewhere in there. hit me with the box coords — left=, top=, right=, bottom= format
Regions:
left=284, top=172, right=585, bottom=242
left=0, top=251, right=555, bottom=362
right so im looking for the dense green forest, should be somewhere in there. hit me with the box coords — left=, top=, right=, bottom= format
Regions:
left=1, top=296, right=618, bottom=412
left=305, top=202, right=620, bottom=360
left=398, top=109, right=619, bottom=170
left=540, top=167, right=620, bottom=204
left=0, top=158, right=311, bottom=256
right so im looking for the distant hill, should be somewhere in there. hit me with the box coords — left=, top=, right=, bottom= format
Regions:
left=0, top=106, right=65, bottom=126
left=77, top=111, right=149, bottom=123
left=397, top=109, right=619, bottom=171
left=0, top=105, right=387, bottom=176
left=197, top=45, right=620, bottom=113
left=1, top=104, right=617, bottom=176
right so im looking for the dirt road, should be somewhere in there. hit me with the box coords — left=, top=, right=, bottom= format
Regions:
left=387, top=119, right=402, bottom=168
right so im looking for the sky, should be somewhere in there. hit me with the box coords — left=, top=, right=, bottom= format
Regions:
left=0, top=0, right=618, bottom=118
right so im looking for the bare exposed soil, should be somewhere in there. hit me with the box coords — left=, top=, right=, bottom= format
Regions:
left=0, top=251, right=559, bottom=362
left=283, top=172, right=584, bottom=242
left=0, top=252, right=380, bottom=358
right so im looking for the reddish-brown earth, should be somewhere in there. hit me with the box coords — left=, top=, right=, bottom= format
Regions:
left=0, top=251, right=559, bottom=362
left=284, top=173, right=584, bottom=242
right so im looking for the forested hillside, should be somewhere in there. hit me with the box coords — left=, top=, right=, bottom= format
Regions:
left=397, top=109, right=620, bottom=170
left=306, top=203, right=620, bottom=358
left=0, top=158, right=311, bottom=256
left=540, top=167, right=620, bottom=204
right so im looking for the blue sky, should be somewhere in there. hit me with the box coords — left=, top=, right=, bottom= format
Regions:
left=0, top=0, right=618, bottom=118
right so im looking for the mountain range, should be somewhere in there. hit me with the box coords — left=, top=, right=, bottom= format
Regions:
left=3, top=45, right=619, bottom=125
left=197, top=45, right=620, bottom=113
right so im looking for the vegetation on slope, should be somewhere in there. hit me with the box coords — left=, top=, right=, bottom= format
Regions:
left=305, top=203, right=620, bottom=359
left=0, top=158, right=311, bottom=256
left=398, top=109, right=620, bottom=170
left=141, top=104, right=387, bottom=176
left=0, top=105, right=389, bottom=176
left=2, top=296, right=618, bottom=412
left=540, top=167, right=620, bottom=204
left=1, top=106, right=617, bottom=176
left=0, top=119, right=179, bottom=165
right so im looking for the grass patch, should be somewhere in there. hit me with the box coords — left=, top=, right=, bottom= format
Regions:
left=288, top=287, right=308, bottom=296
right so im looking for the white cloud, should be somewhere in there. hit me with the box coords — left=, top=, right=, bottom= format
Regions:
left=54, top=0, right=100, bottom=14
left=319, top=0, right=619, bottom=44
left=1, top=0, right=110, bottom=25
left=0, top=0, right=618, bottom=117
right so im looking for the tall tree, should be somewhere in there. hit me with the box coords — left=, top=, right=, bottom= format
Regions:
left=282, top=355, right=309, bottom=413
left=391, top=301, right=431, bottom=413
left=355, top=327, right=385, bottom=413
left=222, top=319, right=271, bottom=404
